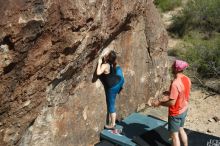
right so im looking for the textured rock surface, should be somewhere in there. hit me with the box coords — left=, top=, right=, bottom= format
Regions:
left=0, top=0, right=169, bottom=145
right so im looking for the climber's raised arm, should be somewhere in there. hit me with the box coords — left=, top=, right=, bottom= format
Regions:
left=97, top=57, right=109, bottom=75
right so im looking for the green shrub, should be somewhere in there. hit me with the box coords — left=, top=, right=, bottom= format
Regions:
left=167, top=49, right=179, bottom=57
left=166, top=0, right=220, bottom=79
left=169, top=0, right=220, bottom=36
left=167, top=48, right=184, bottom=57
left=154, top=0, right=182, bottom=12
left=170, top=33, right=220, bottom=78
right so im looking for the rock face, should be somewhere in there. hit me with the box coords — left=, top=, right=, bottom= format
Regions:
left=0, top=0, right=169, bottom=145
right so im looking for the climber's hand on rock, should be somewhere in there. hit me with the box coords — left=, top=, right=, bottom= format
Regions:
left=98, top=57, right=103, bottom=64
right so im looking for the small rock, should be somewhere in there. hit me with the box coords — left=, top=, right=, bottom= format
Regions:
left=208, top=118, right=213, bottom=122
left=0, top=122, right=3, bottom=126
left=207, top=129, right=214, bottom=133
left=213, top=116, right=220, bottom=122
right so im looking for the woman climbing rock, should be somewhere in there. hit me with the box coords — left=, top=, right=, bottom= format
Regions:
left=96, top=50, right=124, bottom=129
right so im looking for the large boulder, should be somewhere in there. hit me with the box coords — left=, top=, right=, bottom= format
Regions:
left=0, top=0, right=169, bottom=145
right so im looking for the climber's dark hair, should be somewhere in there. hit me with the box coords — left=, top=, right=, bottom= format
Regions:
left=108, top=51, right=116, bottom=64
left=106, top=50, right=117, bottom=70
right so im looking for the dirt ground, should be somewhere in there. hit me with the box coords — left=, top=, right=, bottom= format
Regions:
left=185, top=87, right=220, bottom=136
left=142, top=85, right=220, bottom=137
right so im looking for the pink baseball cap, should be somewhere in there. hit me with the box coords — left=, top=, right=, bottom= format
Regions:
left=173, top=60, right=189, bottom=71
